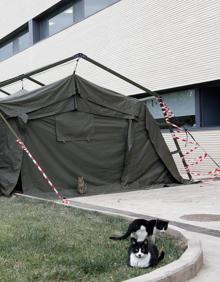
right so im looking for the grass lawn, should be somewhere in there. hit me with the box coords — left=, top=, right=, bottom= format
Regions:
left=0, top=196, right=186, bottom=282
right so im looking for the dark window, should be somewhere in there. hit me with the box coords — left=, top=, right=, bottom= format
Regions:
left=200, top=87, right=220, bottom=127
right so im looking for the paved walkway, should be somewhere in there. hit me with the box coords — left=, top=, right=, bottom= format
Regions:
left=69, top=179, right=220, bottom=281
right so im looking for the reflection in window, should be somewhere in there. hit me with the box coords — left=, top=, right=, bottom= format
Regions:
left=48, top=6, right=74, bottom=36
left=145, top=90, right=196, bottom=128
left=145, top=90, right=195, bottom=119
left=40, top=5, right=74, bottom=39
left=0, top=41, right=13, bottom=61
left=17, top=31, right=30, bottom=52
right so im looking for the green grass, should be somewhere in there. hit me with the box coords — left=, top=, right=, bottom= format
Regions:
left=0, top=196, right=186, bottom=282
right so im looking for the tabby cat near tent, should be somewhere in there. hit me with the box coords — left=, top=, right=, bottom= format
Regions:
left=77, top=176, right=87, bottom=194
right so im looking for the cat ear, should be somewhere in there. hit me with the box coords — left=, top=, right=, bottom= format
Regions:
left=143, top=239, right=148, bottom=245
left=131, top=238, right=137, bottom=244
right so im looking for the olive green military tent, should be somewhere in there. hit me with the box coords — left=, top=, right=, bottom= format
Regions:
left=0, top=74, right=184, bottom=198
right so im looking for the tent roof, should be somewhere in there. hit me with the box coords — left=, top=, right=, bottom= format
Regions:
left=0, top=74, right=145, bottom=120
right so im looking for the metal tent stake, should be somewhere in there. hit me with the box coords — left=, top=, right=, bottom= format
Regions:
left=0, top=53, right=192, bottom=180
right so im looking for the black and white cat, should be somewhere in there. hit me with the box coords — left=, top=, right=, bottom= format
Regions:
left=151, top=219, right=169, bottom=243
left=110, top=218, right=169, bottom=242
left=155, top=219, right=169, bottom=232
left=128, top=238, right=165, bottom=268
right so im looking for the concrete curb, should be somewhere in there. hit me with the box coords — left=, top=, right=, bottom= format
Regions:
left=123, top=226, right=203, bottom=282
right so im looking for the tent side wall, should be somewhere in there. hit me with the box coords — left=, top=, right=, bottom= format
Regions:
left=122, top=119, right=176, bottom=188
left=0, top=74, right=184, bottom=197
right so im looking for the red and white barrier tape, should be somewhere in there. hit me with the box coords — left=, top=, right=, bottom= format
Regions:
left=186, top=152, right=208, bottom=167
left=181, top=146, right=199, bottom=158
left=157, top=97, right=219, bottom=179
left=171, top=132, right=197, bottom=145
left=16, top=138, right=70, bottom=205
left=190, top=167, right=220, bottom=177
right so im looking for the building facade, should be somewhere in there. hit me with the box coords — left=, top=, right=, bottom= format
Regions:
left=0, top=0, right=219, bottom=174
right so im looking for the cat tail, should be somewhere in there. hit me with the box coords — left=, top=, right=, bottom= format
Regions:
left=109, top=234, right=128, bottom=240
left=158, top=250, right=165, bottom=262
left=109, top=229, right=131, bottom=240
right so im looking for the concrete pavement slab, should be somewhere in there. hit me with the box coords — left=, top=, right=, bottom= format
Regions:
left=72, top=180, right=220, bottom=232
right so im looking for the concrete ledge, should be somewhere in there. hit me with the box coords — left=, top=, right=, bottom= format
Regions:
left=123, top=226, right=203, bottom=282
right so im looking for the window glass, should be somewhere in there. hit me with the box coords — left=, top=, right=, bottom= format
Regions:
left=145, top=90, right=196, bottom=128
left=84, top=0, right=118, bottom=17
left=41, top=5, right=74, bottom=38
left=0, top=27, right=29, bottom=61
left=17, top=31, right=30, bottom=52
left=0, top=41, right=13, bottom=61
left=145, top=90, right=195, bottom=119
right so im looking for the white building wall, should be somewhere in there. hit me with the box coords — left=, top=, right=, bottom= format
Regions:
left=1, top=0, right=220, bottom=95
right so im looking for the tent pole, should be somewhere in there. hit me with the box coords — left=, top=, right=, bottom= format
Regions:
left=80, top=54, right=159, bottom=98
left=0, top=53, right=80, bottom=88
left=26, top=77, right=45, bottom=86
left=0, top=89, right=10, bottom=95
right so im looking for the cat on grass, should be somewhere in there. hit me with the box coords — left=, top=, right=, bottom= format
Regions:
left=128, top=238, right=165, bottom=268
left=110, top=218, right=169, bottom=242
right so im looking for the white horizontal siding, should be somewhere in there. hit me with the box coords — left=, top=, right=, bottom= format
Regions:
left=1, top=0, right=220, bottom=96
left=162, top=128, right=220, bottom=178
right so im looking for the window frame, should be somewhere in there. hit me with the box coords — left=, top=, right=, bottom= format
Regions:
left=0, top=23, right=30, bottom=62
left=37, top=2, right=76, bottom=40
